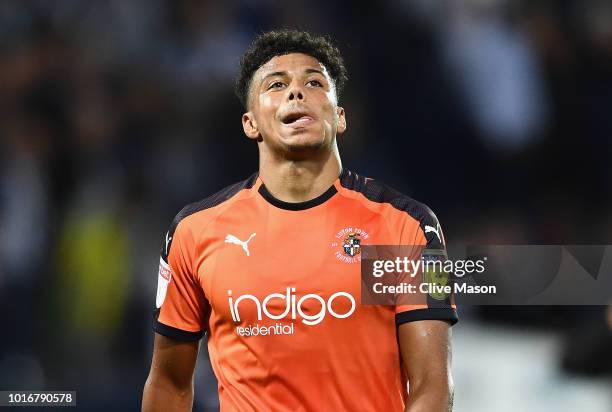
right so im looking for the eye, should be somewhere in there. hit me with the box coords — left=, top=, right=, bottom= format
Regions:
left=307, top=79, right=323, bottom=87
left=268, top=81, right=285, bottom=90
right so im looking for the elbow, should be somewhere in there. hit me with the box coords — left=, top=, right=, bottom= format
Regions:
left=142, top=372, right=194, bottom=412
left=406, top=373, right=454, bottom=412
left=437, top=371, right=454, bottom=409
left=447, top=375, right=455, bottom=410
left=411, top=371, right=453, bottom=395
left=145, top=372, right=194, bottom=398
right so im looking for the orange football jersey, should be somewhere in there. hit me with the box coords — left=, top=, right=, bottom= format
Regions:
left=154, top=170, right=458, bottom=411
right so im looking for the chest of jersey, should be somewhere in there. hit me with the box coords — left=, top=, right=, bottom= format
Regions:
left=197, top=196, right=397, bottom=331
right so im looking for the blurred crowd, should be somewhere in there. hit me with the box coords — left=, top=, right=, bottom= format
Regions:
left=0, top=1, right=611, bottom=410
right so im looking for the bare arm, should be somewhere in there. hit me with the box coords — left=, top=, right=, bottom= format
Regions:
left=142, top=333, right=200, bottom=412
left=398, top=320, right=453, bottom=412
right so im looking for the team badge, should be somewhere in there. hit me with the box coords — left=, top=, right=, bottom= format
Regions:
left=331, top=227, right=369, bottom=264
left=343, top=233, right=361, bottom=257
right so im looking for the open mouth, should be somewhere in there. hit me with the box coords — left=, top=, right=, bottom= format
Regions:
left=281, top=111, right=315, bottom=125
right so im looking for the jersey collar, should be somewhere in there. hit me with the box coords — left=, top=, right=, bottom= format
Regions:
left=258, top=178, right=339, bottom=211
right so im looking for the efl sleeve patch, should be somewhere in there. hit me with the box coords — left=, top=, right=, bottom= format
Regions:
left=156, top=257, right=173, bottom=308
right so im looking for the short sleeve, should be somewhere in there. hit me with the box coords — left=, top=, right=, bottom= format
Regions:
left=395, top=205, right=458, bottom=327
left=153, top=218, right=209, bottom=341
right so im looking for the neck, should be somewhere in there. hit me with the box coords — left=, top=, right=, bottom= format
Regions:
left=258, top=142, right=342, bottom=203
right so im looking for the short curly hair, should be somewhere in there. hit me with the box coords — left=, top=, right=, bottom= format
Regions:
left=235, top=29, right=348, bottom=109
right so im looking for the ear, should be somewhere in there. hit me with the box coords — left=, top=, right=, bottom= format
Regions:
left=336, top=106, right=346, bottom=135
left=242, top=112, right=261, bottom=141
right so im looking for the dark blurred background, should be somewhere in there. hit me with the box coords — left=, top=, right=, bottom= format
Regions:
left=0, top=0, right=611, bottom=411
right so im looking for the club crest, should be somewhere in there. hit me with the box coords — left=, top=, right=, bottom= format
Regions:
left=343, top=233, right=361, bottom=257
left=331, top=227, right=369, bottom=264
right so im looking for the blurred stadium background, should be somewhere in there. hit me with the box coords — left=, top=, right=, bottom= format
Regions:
left=0, top=0, right=611, bottom=410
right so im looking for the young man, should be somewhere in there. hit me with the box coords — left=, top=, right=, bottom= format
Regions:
left=143, top=30, right=458, bottom=412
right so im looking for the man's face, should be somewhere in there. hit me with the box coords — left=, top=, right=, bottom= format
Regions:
left=243, top=53, right=346, bottom=157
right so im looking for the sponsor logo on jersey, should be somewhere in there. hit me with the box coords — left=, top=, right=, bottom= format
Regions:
left=227, top=288, right=356, bottom=336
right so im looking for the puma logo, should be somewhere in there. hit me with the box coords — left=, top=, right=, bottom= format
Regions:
left=424, top=225, right=442, bottom=244
left=165, top=231, right=172, bottom=255
left=225, top=233, right=257, bottom=256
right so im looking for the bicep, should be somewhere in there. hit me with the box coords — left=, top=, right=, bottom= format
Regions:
left=398, top=320, right=452, bottom=385
left=148, top=332, right=200, bottom=389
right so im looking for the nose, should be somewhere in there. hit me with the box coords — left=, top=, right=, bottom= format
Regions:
left=287, top=81, right=304, bottom=101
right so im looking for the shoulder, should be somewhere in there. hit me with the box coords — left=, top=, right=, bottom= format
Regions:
left=174, top=173, right=258, bottom=227
left=162, top=173, right=258, bottom=258
left=339, top=170, right=444, bottom=245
